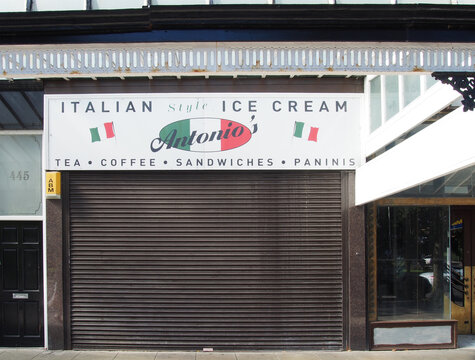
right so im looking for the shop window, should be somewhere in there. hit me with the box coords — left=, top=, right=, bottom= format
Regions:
left=403, top=75, right=421, bottom=107
left=275, top=0, right=329, bottom=3
left=370, top=76, right=382, bottom=133
left=426, top=74, right=439, bottom=89
left=376, top=206, right=450, bottom=320
left=0, top=3, right=26, bottom=12
left=398, top=0, right=451, bottom=3
left=0, top=135, right=42, bottom=216
left=385, top=75, right=399, bottom=120
left=152, top=0, right=208, bottom=3
left=91, top=0, right=145, bottom=10
left=396, top=165, right=474, bottom=198
left=32, top=0, right=85, bottom=11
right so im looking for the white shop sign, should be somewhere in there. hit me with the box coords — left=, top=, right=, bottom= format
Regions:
left=45, top=93, right=362, bottom=170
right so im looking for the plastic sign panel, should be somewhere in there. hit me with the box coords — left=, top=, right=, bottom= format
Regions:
left=45, top=171, right=61, bottom=199
left=45, top=93, right=362, bottom=170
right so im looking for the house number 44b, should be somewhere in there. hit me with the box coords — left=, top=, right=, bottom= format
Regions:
left=9, top=170, right=30, bottom=181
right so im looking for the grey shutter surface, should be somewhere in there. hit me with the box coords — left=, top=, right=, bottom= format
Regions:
left=68, top=171, right=343, bottom=350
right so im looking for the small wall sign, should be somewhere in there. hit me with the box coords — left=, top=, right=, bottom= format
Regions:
left=46, top=171, right=61, bottom=199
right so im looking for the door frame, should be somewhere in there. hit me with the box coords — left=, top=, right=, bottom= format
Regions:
left=450, top=206, right=475, bottom=334
left=368, top=199, right=475, bottom=331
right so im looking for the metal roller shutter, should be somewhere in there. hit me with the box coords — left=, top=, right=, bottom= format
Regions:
left=68, top=171, right=343, bottom=350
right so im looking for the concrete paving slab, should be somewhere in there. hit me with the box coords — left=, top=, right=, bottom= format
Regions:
left=313, top=351, right=386, bottom=360
left=456, top=349, right=475, bottom=359
left=2, top=348, right=475, bottom=360
left=73, top=351, right=118, bottom=360
left=236, top=352, right=280, bottom=360
left=459, top=335, right=475, bottom=349
left=196, top=352, right=236, bottom=360
left=0, top=348, right=45, bottom=360
left=34, top=350, right=81, bottom=360
left=155, top=352, right=196, bottom=360
left=114, top=351, right=157, bottom=360
left=312, top=349, right=475, bottom=360
left=277, top=351, right=320, bottom=360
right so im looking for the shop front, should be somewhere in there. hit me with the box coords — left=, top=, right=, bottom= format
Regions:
left=1, top=2, right=474, bottom=352
left=43, top=78, right=366, bottom=350
left=365, top=171, right=475, bottom=349
left=0, top=86, right=44, bottom=347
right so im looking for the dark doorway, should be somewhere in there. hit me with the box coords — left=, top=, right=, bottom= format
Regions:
left=0, top=222, right=44, bottom=346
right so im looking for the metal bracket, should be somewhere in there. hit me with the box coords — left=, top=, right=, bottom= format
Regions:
left=432, top=72, right=475, bottom=112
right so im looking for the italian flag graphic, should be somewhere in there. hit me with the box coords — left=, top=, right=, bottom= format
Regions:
left=293, top=121, right=319, bottom=142
left=90, top=122, right=115, bottom=143
left=159, top=118, right=251, bottom=152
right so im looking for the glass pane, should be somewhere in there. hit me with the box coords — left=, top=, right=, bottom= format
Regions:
left=33, top=0, right=85, bottom=11
left=92, top=0, right=144, bottom=9
left=213, top=0, right=269, bottom=3
left=370, top=77, right=382, bottom=133
left=0, top=92, right=43, bottom=130
left=450, top=216, right=464, bottom=307
left=398, top=0, right=451, bottom=3
left=152, top=0, right=208, bottom=3
left=0, top=136, right=42, bottom=215
left=0, top=3, right=26, bottom=12
left=275, top=0, right=329, bottom=3
left=377, top=206, right=450, bottom=320
left=385, top=75, right=399, bottom=120
left=396, top=165, right=475, bottom=198
left=337, top=0, right=392, bottom=3
left=426, top=75, right=439, bottom=89
left=403, top=75, right=421, bottom=107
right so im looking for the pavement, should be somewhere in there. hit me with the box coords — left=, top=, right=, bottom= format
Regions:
left=1, top=336, right=474, bottom=360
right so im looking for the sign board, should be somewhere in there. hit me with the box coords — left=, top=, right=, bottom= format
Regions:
left=45, top=171, right=61, bottom=199
left=45, top=93, right=362, bottom=170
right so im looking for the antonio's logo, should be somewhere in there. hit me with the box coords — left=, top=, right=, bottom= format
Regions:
left=150, top=117, right=257, bottom=153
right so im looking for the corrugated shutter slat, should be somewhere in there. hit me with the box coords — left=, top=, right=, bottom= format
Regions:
left=69, top=171, right=343, bottom=350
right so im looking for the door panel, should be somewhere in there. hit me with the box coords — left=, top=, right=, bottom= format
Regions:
left=3, top=249, right=19, bottom=290
left=0, top=222, right=43, bottom=347
left=451, top=208, right=475, bottom=334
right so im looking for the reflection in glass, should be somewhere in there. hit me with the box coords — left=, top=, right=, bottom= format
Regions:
left=0, top=135, right=42, bottom=215
left=397, top=165, right=474, bottom=198
left=403, top=75, right=421, bottom=107
left=370, top=77, right=382, bottom=133
left=377, top=206, right=450, bottom=320
left=450, top=217, right=464, bottom=307
left=385, top=75, right=399, bottom=120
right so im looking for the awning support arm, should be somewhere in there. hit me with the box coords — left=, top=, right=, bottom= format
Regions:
left=432, top=72, right=475, bottom=112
